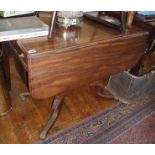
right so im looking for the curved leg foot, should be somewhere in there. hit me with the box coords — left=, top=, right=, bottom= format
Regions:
left=19, top=92, right=30, bottom=101
left=39, top=95, right=63, bottom=140
left=90, top=82, right=114, bottom=99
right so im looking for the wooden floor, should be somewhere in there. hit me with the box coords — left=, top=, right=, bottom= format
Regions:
left=0, top=57, right=116, bottom=144
left=0, top=51, right=155, bottom=144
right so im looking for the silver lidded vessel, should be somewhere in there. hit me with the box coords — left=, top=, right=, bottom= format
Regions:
left=57, top=11, right=83, bottom=28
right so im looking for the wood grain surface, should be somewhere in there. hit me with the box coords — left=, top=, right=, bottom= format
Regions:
left=0, top=57, right=115, bottom=143
left=0, top=51, right=155, bottom=143
left=0, top=12, right=153, bottom=143
left=28, top=35, right=147, bottom=99
left=11, top=16, right=149, bottom=99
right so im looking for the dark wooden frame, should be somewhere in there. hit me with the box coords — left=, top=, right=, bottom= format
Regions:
left=84, top=11, right=126, bottom=32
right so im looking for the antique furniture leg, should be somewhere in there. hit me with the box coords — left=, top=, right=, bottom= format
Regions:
left=0, top=47, right=12, bottom=116
left=40, top=95, right=64, bottom=139
left=89, top=82, right=114, bottom=99
left=130, top=15, right=155, bottom=75
left=1, top=43, right=11, bottom=91
left=126, top=11, right=136, bottom=29
left=48, top=11, right=57, bottom=38
left=130, top=31, right=155, bottom=75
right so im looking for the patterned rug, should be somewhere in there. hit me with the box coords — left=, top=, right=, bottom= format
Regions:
left=112, top=112, right=155, bottom=144
left=40, top=92, right=155, bottom=144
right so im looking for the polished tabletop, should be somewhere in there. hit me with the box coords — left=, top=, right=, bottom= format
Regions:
left=16, top=14, right=148, bottom=55
left=11, top=13, right=149, bottom=100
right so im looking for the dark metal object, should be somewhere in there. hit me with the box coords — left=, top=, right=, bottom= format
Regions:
left=48, top=11, right=57, bottom=38
left=120, top=11, right=126, bottom=31
left=106, top=70, right=155, bottom=104
left=84, top=11, right=126, bottom=32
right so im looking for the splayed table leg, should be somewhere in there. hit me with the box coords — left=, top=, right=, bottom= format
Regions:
left=39, top=95, right=64, bottom=140
left=90, top=82, right=114, bottom=99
